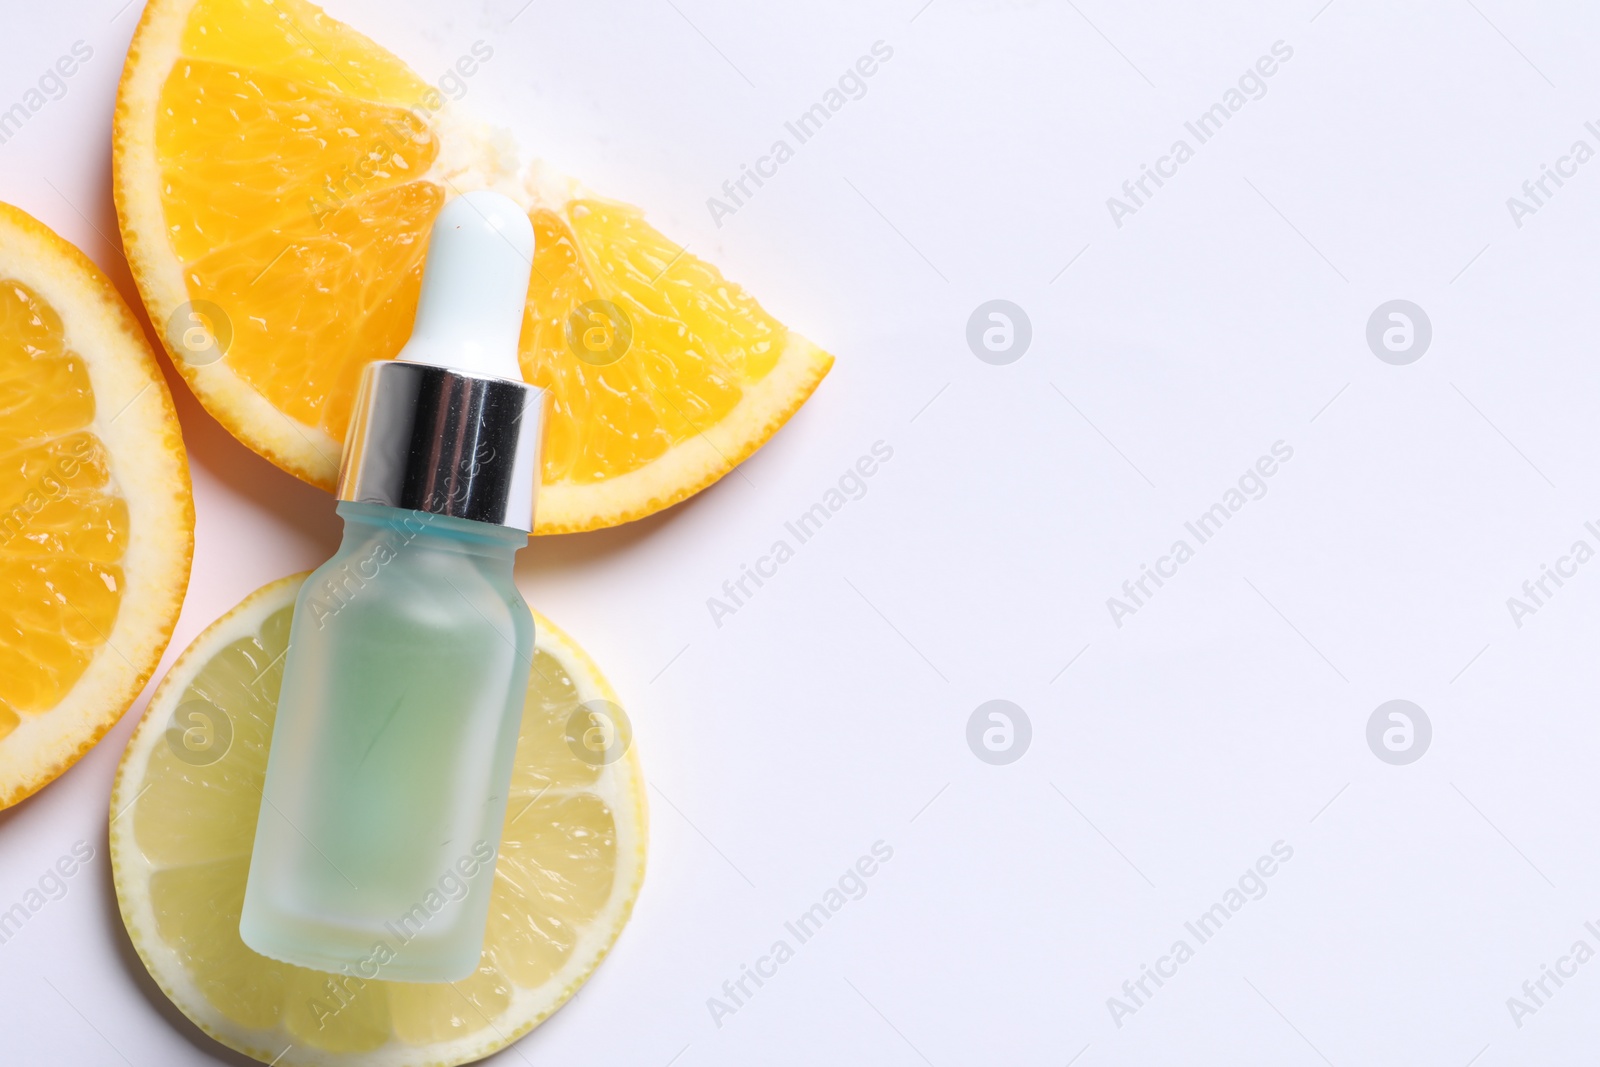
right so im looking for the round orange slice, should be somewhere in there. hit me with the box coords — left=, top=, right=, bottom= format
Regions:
left=0, top=201, right=193, bottom=808
left=113, top=0, right=833, bottom=534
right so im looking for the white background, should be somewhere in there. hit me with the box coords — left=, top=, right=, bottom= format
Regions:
left=1, top=0, right=1598, bottom=1064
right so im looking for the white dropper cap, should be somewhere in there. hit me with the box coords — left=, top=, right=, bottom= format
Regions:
left=395, top=190, right=534, bottom=380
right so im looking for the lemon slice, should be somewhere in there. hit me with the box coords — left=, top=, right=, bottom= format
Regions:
left=0, top=201, right=192, bottom=808
left=110, top=573, right=646, bottom=1066
left=114, top=0, right=833, bottom=534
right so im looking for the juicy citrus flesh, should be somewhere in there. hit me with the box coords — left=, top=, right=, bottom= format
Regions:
left=112, top=575, right=645, bottom=1066
left=156, top=25, right=441, bottom=442
left=0, top=281, right=129, bottom=739
left=521, top=201, right=786, bottom=485
left=0, top=202, right=192, bottom=808
left=120, top=0, right=833, bottom=532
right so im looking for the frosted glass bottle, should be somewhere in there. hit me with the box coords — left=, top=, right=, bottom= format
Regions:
left=239, top=502, right=532, bottom=980
left=240, top=191, right=545, bottom=981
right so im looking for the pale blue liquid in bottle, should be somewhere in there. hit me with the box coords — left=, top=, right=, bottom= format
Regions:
left=240, top=502, right=532, bottom=980
left=239, top=190, right=544, bottom=982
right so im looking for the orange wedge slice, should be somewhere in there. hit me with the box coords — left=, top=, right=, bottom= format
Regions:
left=114, top=0, right=833, bottom=533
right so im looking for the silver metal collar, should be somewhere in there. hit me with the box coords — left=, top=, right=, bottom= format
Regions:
left=336, top=360, right=546, bottom=532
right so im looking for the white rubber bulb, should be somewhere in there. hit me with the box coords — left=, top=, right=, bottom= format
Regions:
left=395, top=190, right=535, bottom=380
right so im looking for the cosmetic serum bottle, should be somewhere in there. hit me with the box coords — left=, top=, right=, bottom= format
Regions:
left=240, top=191, right=545, bottom=983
